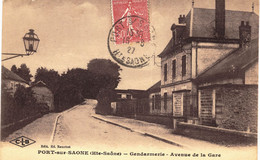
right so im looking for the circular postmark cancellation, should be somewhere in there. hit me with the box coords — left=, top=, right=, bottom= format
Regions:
left=107, top=15, right=156, bottom=68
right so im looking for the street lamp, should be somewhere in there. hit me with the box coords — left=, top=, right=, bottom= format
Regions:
left=2, top=29, right=40, bottom=61
left=23, top=29, right=40, bottom=55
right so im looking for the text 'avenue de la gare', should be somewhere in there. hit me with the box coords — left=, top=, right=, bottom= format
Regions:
left=38, top=150, right=221, bottom=157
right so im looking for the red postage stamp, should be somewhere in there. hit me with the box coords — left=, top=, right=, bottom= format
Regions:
left=111, top=0, right=150, bottom=44
left=108, top=0, right=156, bottom=68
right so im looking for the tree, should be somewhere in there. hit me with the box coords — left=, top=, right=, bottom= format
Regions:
left=87, top=59, right=122, bottom=89
left=12, top=64, right=33, bottom=82
left=55, top=68, right=88, bottom=111
left=14, top=85, right=36, bottom=107
left=11, top=65, right=18, bottom=73
left=87, top=59, right=122, bottom=114
left=95, top=88, right=116, bottom=115
left=13, top=85, right=38, bottom=120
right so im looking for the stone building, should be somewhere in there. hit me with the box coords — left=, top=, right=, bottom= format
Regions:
left=2, top=66, right=29, bottom=96
left=196, top=38, right=258, bottom=132
left=31, top=81, right=54, bottom=112
left=157, top=0, right=258, bottom=127
left=147, top=80, right=161, bottom=114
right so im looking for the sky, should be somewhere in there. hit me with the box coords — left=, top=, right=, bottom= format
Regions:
left=1, top=0, right=259, bottom=90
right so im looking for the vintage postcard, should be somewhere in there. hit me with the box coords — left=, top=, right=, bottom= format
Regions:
left=0, top=0, right=259, bottom=160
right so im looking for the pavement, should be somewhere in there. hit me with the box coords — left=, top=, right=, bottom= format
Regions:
left=91, top=114, right=257, bottom=152
left=3, top=112, right=59, bottom=144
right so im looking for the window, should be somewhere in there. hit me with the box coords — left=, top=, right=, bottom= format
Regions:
left=164, top=93, right=167, bottom=110
left=155, top=94, right=161, bottom=109
left=152, top=95, right=155, bottom=110
left=117, top=94, right=122, bottom=99
left=126, top=94, right=131, bottom=99
left=164, top=64, right=167, bottom=81
left=182, top=55, right=186, bottom=76
left=172, top=60, right=176, bottom=79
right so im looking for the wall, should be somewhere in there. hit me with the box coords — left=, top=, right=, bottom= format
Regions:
left=175, top=122, right=257, bottom=145
left=245, top=61, right=258, bottom=85
left=2, top=80, right=28, bottom=96
left=198, top=88, right=214, bottom=125
left=198, top=85, right=258, bottom=133
left=32, top=87, right=54, bottom=111
left=216, top=85, right=258, bottom=133
left=117, top=93, right=132, bottom=99
left=196, top=43, right=238, bottom=75
left=149, top=92, right=161, bottom=114
left=161, top=45, right=192, bottom=87
left=160, top=82, right=193, bottom=115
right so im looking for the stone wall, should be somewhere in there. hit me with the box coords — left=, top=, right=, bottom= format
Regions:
left=199, top=85, right=258, bottom=133
left=32, top=87, right=54, bottom=111
left=215, top=85, right=258, bottom=133
left=199, top=89, right=214, bottom=125
left=175, top=122, right=257, bottom=145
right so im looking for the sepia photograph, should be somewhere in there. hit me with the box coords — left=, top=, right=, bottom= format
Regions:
left=0, top=0, right=259, bottom=159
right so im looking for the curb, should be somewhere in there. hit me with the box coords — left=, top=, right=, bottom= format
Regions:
left=92, top=115, right=187, bottom=148
left=49, top=105, right=81, bottom=144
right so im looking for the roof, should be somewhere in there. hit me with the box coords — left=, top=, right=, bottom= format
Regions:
left=196, top=38, right=258, bottom=83
left=115, top=89, right=148, bottom=98
left=159, top=8, right=259, bottom=57
left=31, top=81, right=48, bottom=88
left=147, top=80, right=161, bottom=93
left=192, top=8, right=258, bottom=39
left=115, top=89, right=146, bottom=94
left=2, top=66, right=28, bottom=84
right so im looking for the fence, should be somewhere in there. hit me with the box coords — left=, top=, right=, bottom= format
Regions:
left=113, top=93, right=197, bottom=119
left=115, top=98, right=149, bottom=116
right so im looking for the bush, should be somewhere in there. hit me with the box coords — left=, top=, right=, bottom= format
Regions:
left=95, top=88, right=116, bottom=115
left=55, top=84, right=84, bottom=112
left=1, top=85, right=39, bottom=126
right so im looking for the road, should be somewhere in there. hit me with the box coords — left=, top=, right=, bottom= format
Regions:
left=2, top=100, right=256, bottom=160
left=52, top=100, right=182, bottom=152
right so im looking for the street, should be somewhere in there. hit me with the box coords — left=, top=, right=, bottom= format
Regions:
left=2, top=99, right=257, bottom=160
left=52, top=100, right=182, bottom=151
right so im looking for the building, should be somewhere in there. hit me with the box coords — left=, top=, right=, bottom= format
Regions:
left=196, top=38, right=258, bottom=132
left=158, top=0, right=258, bottom=126
left=113, top=89, right=148, bottom=115
left=2, top=66, right=29, bottom=96
left=31, top=81, right=54, bottom=112
left=147, top=80, right=161, bottom=114
left=115, top=89, right=147, bottom=100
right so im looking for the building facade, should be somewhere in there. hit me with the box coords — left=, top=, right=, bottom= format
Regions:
left=31, top=81, right=54, bottom=112
left=147, top=81, right=161, bottom=114
left=196, top=38, right=258, bottom=131
left=2, top=66, right=29, bottom=96
left=158, top=0, right=258, bottom=125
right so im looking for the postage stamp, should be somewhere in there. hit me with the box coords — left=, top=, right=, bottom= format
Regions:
left=108, top=0, right=156, bottom=68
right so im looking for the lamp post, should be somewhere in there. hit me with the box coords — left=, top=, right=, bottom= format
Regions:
left=2, top=29, right=40, bottom=61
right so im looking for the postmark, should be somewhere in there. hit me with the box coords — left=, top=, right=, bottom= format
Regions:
left=108, top=0, right=156, bottom=68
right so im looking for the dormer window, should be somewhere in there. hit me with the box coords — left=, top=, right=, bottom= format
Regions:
left=172, top=30, right=177, bottom=46
left=171, top=24, right=185, bottom=47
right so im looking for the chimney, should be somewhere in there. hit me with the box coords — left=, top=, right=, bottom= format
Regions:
left=178, top=15, right=186, bottom=24
left=239, top=21, right=251, bottom=48
left=215, top=0, right=225, bottom=39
